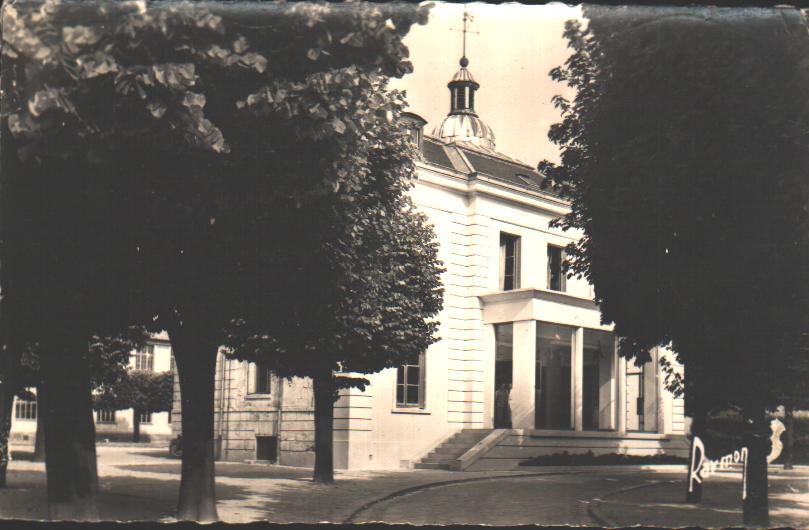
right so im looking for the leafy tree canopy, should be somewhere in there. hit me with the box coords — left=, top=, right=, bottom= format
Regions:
left=541, top=5, right=809, bottom=411
left=1, top=0, right=432, bottom=345
left=95, top=369, right=173, bottom=414
left=224, top=84, right=445, bottom=387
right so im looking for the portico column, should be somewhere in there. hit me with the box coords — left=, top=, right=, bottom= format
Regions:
left=572, top=327, right=584, bottom=431
left=510, top=320, right=536, bottom=429
left=658, top=348, right=674, bottom=435
left=616, top=353, right=627, bottom=434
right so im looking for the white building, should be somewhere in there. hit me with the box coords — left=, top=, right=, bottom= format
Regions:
left=172, top=52, right=688, bottom=471
left=11, top=333, right=174, bottom=444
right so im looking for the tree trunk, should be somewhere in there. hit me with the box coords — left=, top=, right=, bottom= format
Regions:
left=132, top=409, right=141, bottom=443
left=0, top=384, right=15, bottom=488
left=39, top=334, right=99, bottom=521
left=783, top=407, right=794, bottom=470
left=685, top=381, right=707, bottom=504
left=312, top=369, right=335, bottom=484
left=170, top=326, right=219, bottom=522
left=742, top=404, right=770, bottom=527
left=33, top=386, right=46, bottom=462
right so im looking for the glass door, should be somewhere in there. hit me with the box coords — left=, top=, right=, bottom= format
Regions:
left=535, top=323, right=574, bottom=430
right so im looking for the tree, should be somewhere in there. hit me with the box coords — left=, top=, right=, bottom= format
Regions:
left=2, top=0, right=430, bottom=520
left=0, top=329, right=144, bottom=487
left=95, top=370, right=173, bottom=443
left=540, top=6, right=809, bottom=526
left=225, top=91, right=444, bottom=482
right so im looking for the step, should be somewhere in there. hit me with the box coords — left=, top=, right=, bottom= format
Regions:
left=443, top=438, right=485, bottom=449
left=430, top=447, right=469, bottom=457
left=419, top=457, right=456, bottom=463
left=432, top=443, right=472, bottom=452
left=415, top=429, right=496, bottom=470
left=449, top=434, right=488, bottom=443
left=427, top=452, right=464, bottom=461
left=414, top=462, right=452, bottom=470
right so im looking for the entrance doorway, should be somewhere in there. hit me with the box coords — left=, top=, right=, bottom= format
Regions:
left=494, top=323, right=513, bottom=428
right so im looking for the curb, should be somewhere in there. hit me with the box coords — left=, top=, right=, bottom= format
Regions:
left=588, top=479, right=680, bottom=528
left=343, top=470, right=593, bottom=524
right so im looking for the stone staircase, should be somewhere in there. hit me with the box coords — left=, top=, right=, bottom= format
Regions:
left=414, top=428, right=493, bottom=470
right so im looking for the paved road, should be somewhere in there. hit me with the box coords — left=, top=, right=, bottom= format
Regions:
left=352, top=471, right=671, bottom=525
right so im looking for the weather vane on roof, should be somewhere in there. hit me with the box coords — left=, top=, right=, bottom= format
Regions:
left=451, top=4, right=479, bottom=65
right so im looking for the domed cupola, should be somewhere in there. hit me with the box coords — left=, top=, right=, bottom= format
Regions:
left=436, top=55, right=496, bottom=150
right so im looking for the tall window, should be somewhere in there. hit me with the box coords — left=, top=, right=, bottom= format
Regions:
left=139, top=412, right=152, bottom=424
left=253, top=361, right=272, bottom=395
left=135, top=344, right=155, bottom=371
left=96, top=409, right=116, bottom=424
left=500, top=233, right=521, bottom=291
left=547, top=245, right=566, bottom=292
left=396, top=354, right=425, bottom=408
left=15, top=399, right=37, bottom=420
left=535, top=323, right=574, bottom=430
left=494, top=323, right=514, bottom=429
left=468, top=89, right=475, bottom=110
left=582, top=329, right=616, bottom=431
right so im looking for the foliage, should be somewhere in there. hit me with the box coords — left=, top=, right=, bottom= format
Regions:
left=94, top=369, right=173, bottom=414
left=519, top=450, right=687, bottom=467
left=1, top=0, right=430, bottom=517
left=0, top=328, right=147, bottom=400
left=1, top=0, right=432, bottom=344
left=224, top=84, right=445, bottom=388
left=540, top=5, right=809, bottom=412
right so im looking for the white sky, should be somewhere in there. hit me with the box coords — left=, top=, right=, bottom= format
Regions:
left=391, top=2, right=583, bottom=167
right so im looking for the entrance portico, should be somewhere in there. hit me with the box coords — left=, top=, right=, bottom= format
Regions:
left=481, top=288, right=670, bottom=437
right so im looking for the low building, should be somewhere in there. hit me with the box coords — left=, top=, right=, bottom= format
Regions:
left=10, top=333, right=174, bottom=444
left=171, top=52, right=688, bottom=470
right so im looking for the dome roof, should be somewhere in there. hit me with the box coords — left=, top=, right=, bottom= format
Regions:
left=451, top=66, right=477, bottom=85
left=435, top=113, right=496, bottom=150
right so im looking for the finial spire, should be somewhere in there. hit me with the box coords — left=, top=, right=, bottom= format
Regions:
left=461, top=4, right=469, bottom=63
left=452, top=4, right=478, bottom=67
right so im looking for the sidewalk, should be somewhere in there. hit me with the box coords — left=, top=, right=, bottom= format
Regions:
left=592, top=466, right=809, bottom=528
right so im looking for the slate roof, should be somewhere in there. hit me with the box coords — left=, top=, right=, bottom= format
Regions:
left=420, top=135, right=562, bottom=199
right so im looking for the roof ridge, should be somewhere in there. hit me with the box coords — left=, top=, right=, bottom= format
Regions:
left=442, top=143, right=473, bottom=173
left=459, top=143, right=537, bottom=172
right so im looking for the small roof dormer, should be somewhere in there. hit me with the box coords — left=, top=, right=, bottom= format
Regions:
left=400, top=111, right=428, bottom=154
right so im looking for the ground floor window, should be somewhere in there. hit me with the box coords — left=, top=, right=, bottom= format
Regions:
left=396, top=353, right=425, bottom=407
left=254, top=361, right=272, bottom=395
left=96, top=409, right=117, bottom=424
left=494, top=323, right=514, bottom=428
left=139, top=412, right=152, bottom=424
left=15, top=399, right=37, bottom=421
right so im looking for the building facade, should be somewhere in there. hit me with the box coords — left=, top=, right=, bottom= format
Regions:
left=11, top=333, right=174, bottom=443
left=171, top=54, right=688, bottom=470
